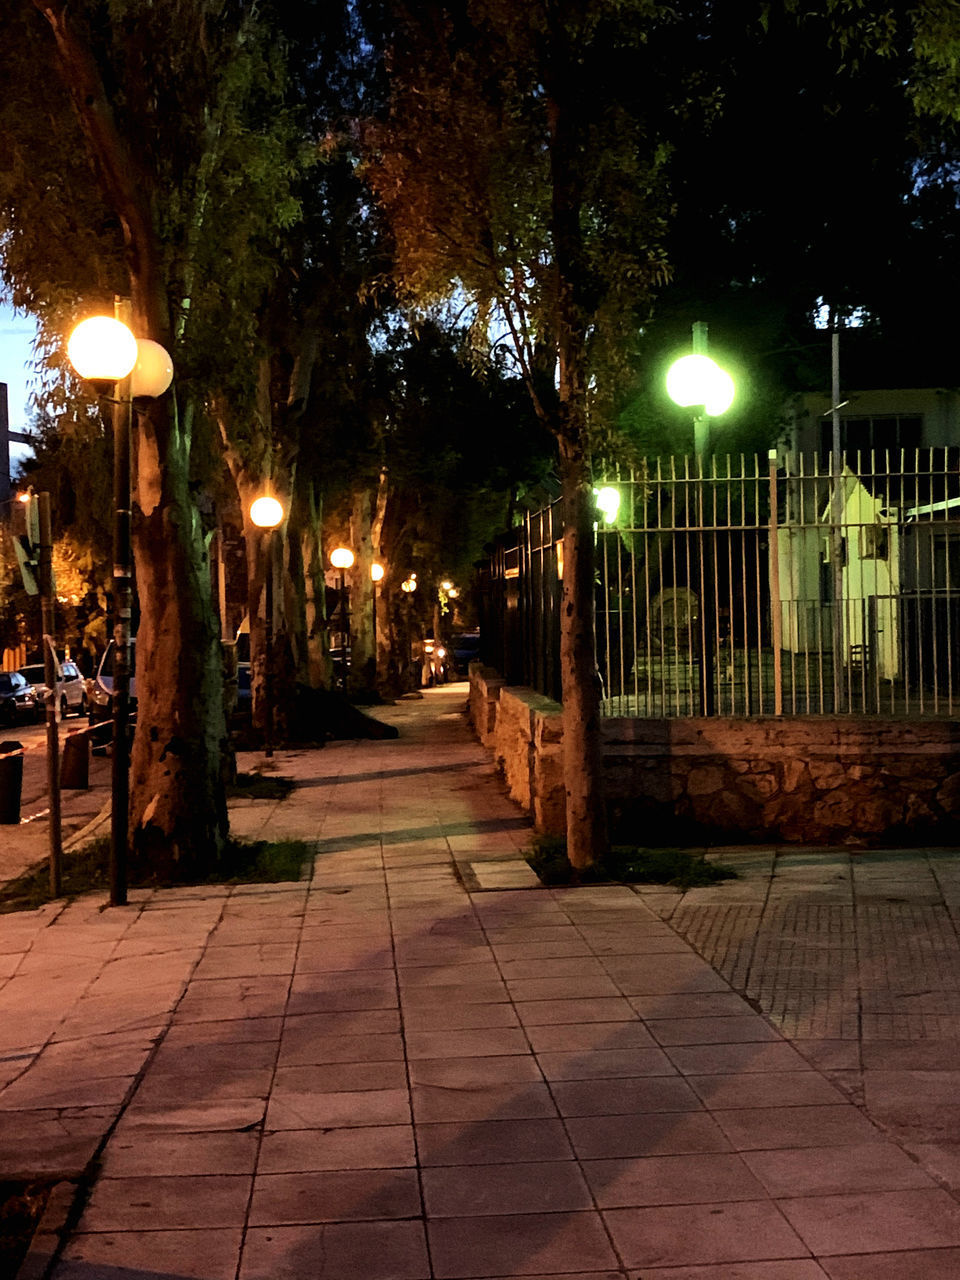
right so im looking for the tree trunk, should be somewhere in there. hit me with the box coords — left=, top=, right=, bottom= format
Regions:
left=35, top=4, right=234, bottom=876
left=129, top=395, right=229, bottom=878
left=557, top=433, right=607, bottom=871
left=548, top=50, right=608, bottom=872
left=347, top=488, right=376, bottom=697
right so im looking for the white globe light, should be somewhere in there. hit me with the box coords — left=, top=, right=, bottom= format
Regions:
left=371, top=563, right=385, bottom=582
left=666, top=353, right=735, bottom=417
left=330, top=547, right=354, bottom=570
left=131, top=339, right=174, bottom=398
left=595, top=486, right=621, bottom=522
left=250, top=496, right=284, bottom=529
left=67, top=316, right=138, bottom=382
left=704, top=366, right=735, bottom=417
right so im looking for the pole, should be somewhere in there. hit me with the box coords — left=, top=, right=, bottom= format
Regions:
left=264, top=528, right=274, bottom=758
left=339, top=570, right=348, bottom=692
left=110, top=368, right=132, bottom=908
left=768, top=450, right=783, bottom=716
left=692, top=321, right=709, bottom=458
left=37, top=492, right=62, bottom=897
left=830, top=328, right=845, bottom=713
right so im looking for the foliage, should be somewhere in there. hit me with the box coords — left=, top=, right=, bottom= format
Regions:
left=528, top=834, right=738, bottom=889
left=227, top=772, right=297, bottom=800
left=0, top=832, right=312, bottom=912
left=363, top=0, right=694, bottom=439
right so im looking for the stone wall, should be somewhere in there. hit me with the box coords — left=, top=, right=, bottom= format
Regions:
left=468, top=666, right=960, bottom=845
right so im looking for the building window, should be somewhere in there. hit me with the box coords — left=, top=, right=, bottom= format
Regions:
left=819, top=415, right=922, bottom=468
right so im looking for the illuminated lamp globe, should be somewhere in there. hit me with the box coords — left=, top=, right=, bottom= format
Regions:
left=67, top=316, right=138, bottom=384
left=131, top=339, right=174, bottom=398
left=250, top=496, right=284, bottom=529
left=330, top=547, right=354, bottom=570
left=401, top=576, right=417, bottom=594
left=371, top=563, right=385, bottom=583
left=594, top=486, right=621, bottom=523
left=666, top=353, right=735, bottom=417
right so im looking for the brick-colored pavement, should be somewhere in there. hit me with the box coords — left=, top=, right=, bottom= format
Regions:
left=2, top=686, right=960, bottom=1278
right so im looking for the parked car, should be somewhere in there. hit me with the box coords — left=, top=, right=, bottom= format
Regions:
left=88, top=640, right=137, bottom=734
left=0, top=671, right=37, bottom=726
left=19, top=661, right=88, bottom=720
left=451, top=630, right=481, bottom=675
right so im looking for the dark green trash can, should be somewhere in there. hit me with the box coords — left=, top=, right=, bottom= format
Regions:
left=0, top=741, right=23, bottom=824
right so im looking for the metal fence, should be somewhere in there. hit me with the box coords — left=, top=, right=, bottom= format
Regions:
left=480, top=450, right=960, bottom=718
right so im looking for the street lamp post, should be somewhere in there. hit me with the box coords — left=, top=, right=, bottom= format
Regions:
left=67, top=311, right=173, bottom=906
left=330, top=547, right=354, bottom=693
left=401, top=573, right=417, bottom=689
left=249, top=495, right=285, bottom=758
left=371, top=562, right=384, bottom=686
left=666, top=323, right=735, bottom=716
left=666, top=322, right=735, bottom=458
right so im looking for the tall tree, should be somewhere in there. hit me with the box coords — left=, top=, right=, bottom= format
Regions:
left=364, top=0, right=703, bottom=867
left=0, top=1, right=303, bottom=875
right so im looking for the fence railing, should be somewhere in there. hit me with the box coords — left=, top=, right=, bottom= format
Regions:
left=480, top=450, right=960, bottom=718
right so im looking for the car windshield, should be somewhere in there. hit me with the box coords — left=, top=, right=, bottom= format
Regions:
left=20, top=667, right=45, bottom=684
left=100, top=643, right=136, bottom=679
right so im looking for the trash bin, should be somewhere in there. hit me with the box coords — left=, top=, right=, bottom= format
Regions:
left=61, top=731, right=89, bottom=789
left=0, top=741, right=23, bottom=824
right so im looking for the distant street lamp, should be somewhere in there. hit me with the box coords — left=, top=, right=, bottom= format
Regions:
left=67, top=311, right=174, bottom=906
left=666, top=321, right=735, bottom=456
left=330, top=547, right=354, bottom=692
left=250, top=494, right=285, bottom=758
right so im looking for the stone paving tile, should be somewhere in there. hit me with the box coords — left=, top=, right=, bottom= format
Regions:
left=427, top=1211, right=619, bottom=1278
left=633, top=1265, right=830, bottom=1280
left=265, top=1086, right=411, bottom=1130
left=77, top=1173, right=252, bottom=1231
left=779, top=1188, right=960, bottom=1255
left=272, top=1059, right=407, bottom=1090
left=712, top=1104, right=886, bottom=1151
left=535, top=1047, right=675, bottom=1079
left=100, top=1129, right=261, bottom=1176
left=741, top=1141, right=937, bottom=1198
left=258, top=1124, right=416, bottom=1173
left=566, top=1111, right=732, bottom=1160
left=408, top=1055, right=544, bottom=1086
left=524, top=1021, right=657, bottom=1052
left=422, top=1160, right=594, bottom=1217
left=603, top=1200, right=808, bottom=1268
left=582, top=1151, right=768, bottom=1207
left=239, top=1220, right=431, bottom=1280
left=819, top=1249, right=960, bottom=1278
left=416, top=1117, right=575, bottom=1166
left=54, top=1228, right=243, bottom=1279
left=248, top=1167, right=422, bottom=1224
left=550, top=1075, right=702, bottom=1116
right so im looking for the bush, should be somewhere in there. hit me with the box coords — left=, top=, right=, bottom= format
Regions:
left=527, top=836, right=737, bottom=889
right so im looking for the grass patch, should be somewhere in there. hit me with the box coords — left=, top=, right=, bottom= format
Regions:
left=227, top=772, right=296, bottom=800
left=0, top=834, right=313, bottom=914
left=528, top=835, right=737, bottom=889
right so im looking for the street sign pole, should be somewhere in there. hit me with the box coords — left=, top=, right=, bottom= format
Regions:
left=37, top=492, right=62, bottom=897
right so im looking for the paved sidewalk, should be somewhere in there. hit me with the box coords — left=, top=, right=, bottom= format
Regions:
left=2, top=686, right=960, bottom=1277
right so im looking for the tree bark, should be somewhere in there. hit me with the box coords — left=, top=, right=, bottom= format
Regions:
left=36, top=2, right=230, bottom=875
left=347, top=489, right=375, bottom=696
left=547, top=44, right=608, bottom=871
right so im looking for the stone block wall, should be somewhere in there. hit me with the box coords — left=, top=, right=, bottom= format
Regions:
left=604, top=717, right=960, bottom=845
left=468, top=668, right=960, bottom=845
